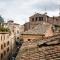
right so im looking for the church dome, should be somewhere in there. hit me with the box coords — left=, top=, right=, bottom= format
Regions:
left=0, top=16, right=4, bottom=23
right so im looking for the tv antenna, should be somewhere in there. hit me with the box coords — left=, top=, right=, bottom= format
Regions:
left=44, top=8, right=47, bottom=15
left=59, top=5, right=60, bottom=16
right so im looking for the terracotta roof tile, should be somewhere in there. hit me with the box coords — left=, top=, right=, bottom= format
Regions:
left=22, top=22, right=52, bottom=35
left=16, top=39, right=60, bottom=60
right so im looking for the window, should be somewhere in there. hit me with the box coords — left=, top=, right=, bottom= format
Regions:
left=56, top=19, right=58, bottom=21
left=28, top=39, right=31, bottom=41
left=4, top=35, right=5, bottom=40
left=7, top=35, right=9, bottom=39
left=1, top=53, right=3, bottom=59
left=1, top=44, right=3, bottom=50
left=39, top=17, right=41, bottom=21
left=17, top=37, right=19, bottom=39
left=4, top=43, right=6, bottom=47
left=32, top=18, right=34, bottom=22
left=7, top=41, right=9, bottom=45
left=41, top=17, right=43, bottom=20
left=39, top=17, right=43, bottom=21
left=1, top=36, right=2, bottom=41
left=36, top=17, right=38, bottom=21
left=17, top=30, right=19, bottom=34
left=13, top=30, right=14, bottom=32
left=4, top=51, right=6, bottom=55
left=7, top=47, right=9, bottom=52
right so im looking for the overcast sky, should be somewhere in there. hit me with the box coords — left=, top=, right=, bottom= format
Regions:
left=0, top=0, right=60, bottom=25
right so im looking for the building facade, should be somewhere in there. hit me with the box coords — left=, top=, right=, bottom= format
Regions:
left=3, top=20, right=21, bottom=58
left=0, top=32, right=10, bottom=60
left=24, top=13, right=60, bottom=31
left=22, top=22, right=54, bottom=42
left=4, top=20, right=20, bottom=39
left=16, top=34, right=60, bottom=60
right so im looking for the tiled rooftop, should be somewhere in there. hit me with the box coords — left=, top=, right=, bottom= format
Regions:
left=22, top=22, right=52, bottom=35
left=16, top=37, right=60, bottom=60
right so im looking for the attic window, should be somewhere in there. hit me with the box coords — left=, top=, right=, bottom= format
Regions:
left=32, top=18, right=34, bottom=22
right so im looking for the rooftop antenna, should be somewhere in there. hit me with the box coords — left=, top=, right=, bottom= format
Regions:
left=44, top=8, right=47, bottom=15
left=44, top=8, right=48, bottom=22
left=59, top=5, right=60, bottom=16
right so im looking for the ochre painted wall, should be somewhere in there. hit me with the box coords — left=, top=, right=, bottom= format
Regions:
left=21, top=34, right=44, bottom=42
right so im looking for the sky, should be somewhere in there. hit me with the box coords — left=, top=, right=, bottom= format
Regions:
left=0, top=0, right=60, bottom=25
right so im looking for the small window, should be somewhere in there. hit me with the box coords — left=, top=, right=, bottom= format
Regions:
left=1, top=44, right=3, bottom=50
left=4, top=35, right=5, bottom=40
left=39, top=17, right=41, bottom=21
left=7, top=41, right=9, bottom=45
left=36, top=17, right=38, bottom=21
left=4, top=51, right=6, bottom=55
left=7, top=35, right=9, bottom=38
left=1, top=36, right=2, bottom=41
left=1, top=53, right=3, bottom=59
left=17, top=30, right=19, bottom=34
left=41, top=17, right=43, bottom=20
left=56, top=19, right=58, bottom=21
left=32, top=18, right=34, bottom=22
left=13, top=30, right=14, bottom=32
left=4, top=43, right=6, bottom=47
left=28, top=39, right=31, bottom=41
left=39, top=17, right=43, bottom=21
left=7, top=47, right=9, bottom=52
left=17, top=37, right=19, bottom=39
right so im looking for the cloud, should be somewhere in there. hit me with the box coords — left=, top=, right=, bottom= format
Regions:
left=32, top=0, right=59, bottom=11
left=0, top=0, right=60, bottom=25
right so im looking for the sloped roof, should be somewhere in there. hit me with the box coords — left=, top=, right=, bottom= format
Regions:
left=22, top=22, right=52, bottom=35
left=29, top=13, right=48, bottom=18
left=7, top=20, right=14, bottom=23
left=16, top=37, right=60, bottom=60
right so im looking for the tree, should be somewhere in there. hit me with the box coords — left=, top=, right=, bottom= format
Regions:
left=0, top=16, right=4, bottom=23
